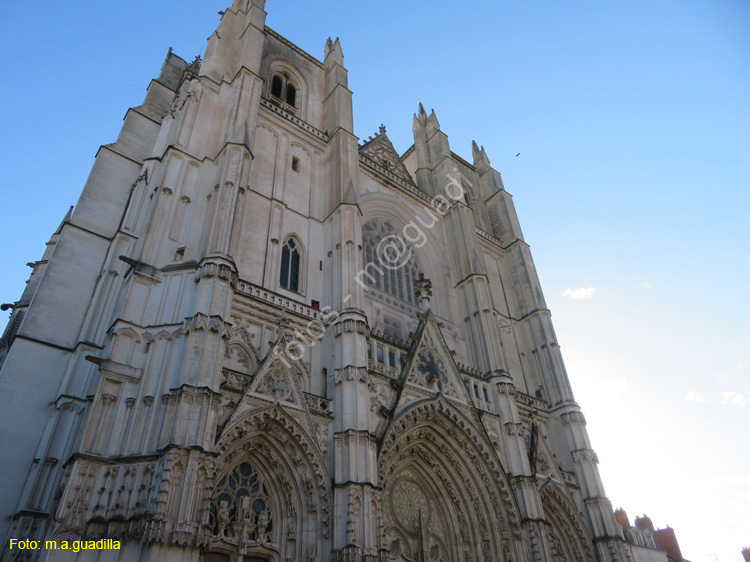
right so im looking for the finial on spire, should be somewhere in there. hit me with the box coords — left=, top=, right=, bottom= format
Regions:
left=324, top=37, right=344, bottom=63
left=472, top=141, right=490, bottom=168
left=379, top=124, right=386, bottom=134
left=425, top=108, right=440, bottom=133
left=472, top=140, right=481, bottom=159
left=418, top=102, right=427, bottom=119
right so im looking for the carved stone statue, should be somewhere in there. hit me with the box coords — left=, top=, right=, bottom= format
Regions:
left=218, top=500, right=230, bottom=537
left=257, top=508, right=270, bottom=542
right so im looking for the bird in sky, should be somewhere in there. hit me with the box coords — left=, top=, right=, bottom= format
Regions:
left=515, top=152, right=523, bottom=157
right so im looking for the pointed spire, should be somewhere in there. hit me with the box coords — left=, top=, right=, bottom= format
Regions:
left=324, top=36, right=344, bottom=66
left=472, top=140, right=491, bottom=170
left=413, top=103, right=428, bottom=130
left=322, top=36, right=351, bottom=133
left=471, top=140, right=481, bottom=159
left=425, top=108, right=440, bottom=135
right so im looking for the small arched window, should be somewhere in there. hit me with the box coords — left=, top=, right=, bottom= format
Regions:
left=269, top=73, right=298, bottom=111
left=285, top=84, right=296, bottom=106
left=279, top=238, right=301, bottom=293
left=271, top=75, right=283, bottom=99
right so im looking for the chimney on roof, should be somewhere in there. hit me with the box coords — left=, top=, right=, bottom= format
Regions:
left=635, top=515, right=654, bottom=533
left=614, top=508, right=630, bottom=529
left=654, top=527, right=683, bottom=560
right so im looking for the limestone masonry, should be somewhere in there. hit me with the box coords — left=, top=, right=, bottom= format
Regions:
left=0, top=2, right=681, bottom=561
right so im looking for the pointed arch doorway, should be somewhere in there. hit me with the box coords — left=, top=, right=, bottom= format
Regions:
left=379, top=399, right=524, bottom=562
left=205, top=404, right=333, bottom=562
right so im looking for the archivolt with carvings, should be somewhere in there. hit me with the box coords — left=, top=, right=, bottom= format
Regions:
left=540, top=484, right=595, bottom=562
left=209, top=404, right=332, bottom=560
left=378, top=397, right=526, bottom=562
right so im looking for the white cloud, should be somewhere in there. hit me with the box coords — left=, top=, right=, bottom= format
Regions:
left=716, top=473, right=750, bottom=488
left=685, top=390, right=708, bottom=403
left=640, top=281, right=652, bottom=291
left=563, top=287, right=596, bottom=300
left=719, top=391, right=747, bottom=406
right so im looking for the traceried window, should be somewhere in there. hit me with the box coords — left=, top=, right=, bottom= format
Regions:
left=210, top=461, right=273, bottom=543
left=279, top=237, right=301, bottom=293
left=362, top=219, right=421, bottom=306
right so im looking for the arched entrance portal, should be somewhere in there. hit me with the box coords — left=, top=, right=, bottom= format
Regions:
left=379, top=398, right=524, bottom=562
left=540, top=485, right=595, bottom=562
left=205, top=404, right=332, bottom=562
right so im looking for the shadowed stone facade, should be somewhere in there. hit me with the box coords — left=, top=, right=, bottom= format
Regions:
left=0, top=2, right=662, bottom=561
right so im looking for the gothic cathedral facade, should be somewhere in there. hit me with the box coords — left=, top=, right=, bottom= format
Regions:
left=0, top=2, right=642, bottom=561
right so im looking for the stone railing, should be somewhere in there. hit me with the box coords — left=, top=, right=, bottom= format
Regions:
left=370, top=329, right=409, bottom=350
left=303, top=393, right=332, bottom=417
left=457, top=362, right=484, bottom=378
left=515, top=391, right=549, bottom=411
left=367, top=359, right=398, bottom=379
left=235, top=280, right=321, bottom=320
left=220, top=368, right=251, bottom=392
left=475, top=227, right=505, bottom=250
left=259, top=97, right=328, bottom=141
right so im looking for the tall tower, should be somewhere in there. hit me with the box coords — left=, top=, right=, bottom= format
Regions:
left=0, top=3, right=646, bottom=562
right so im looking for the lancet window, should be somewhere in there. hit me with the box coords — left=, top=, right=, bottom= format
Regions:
left=279, top=237, right=301, bottom=293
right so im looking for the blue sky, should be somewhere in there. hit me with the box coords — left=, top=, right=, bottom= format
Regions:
left=1, top=1, right=748, bottom=560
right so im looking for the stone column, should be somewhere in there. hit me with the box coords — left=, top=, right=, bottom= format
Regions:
left=557, top=405, right=628, bottom=562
